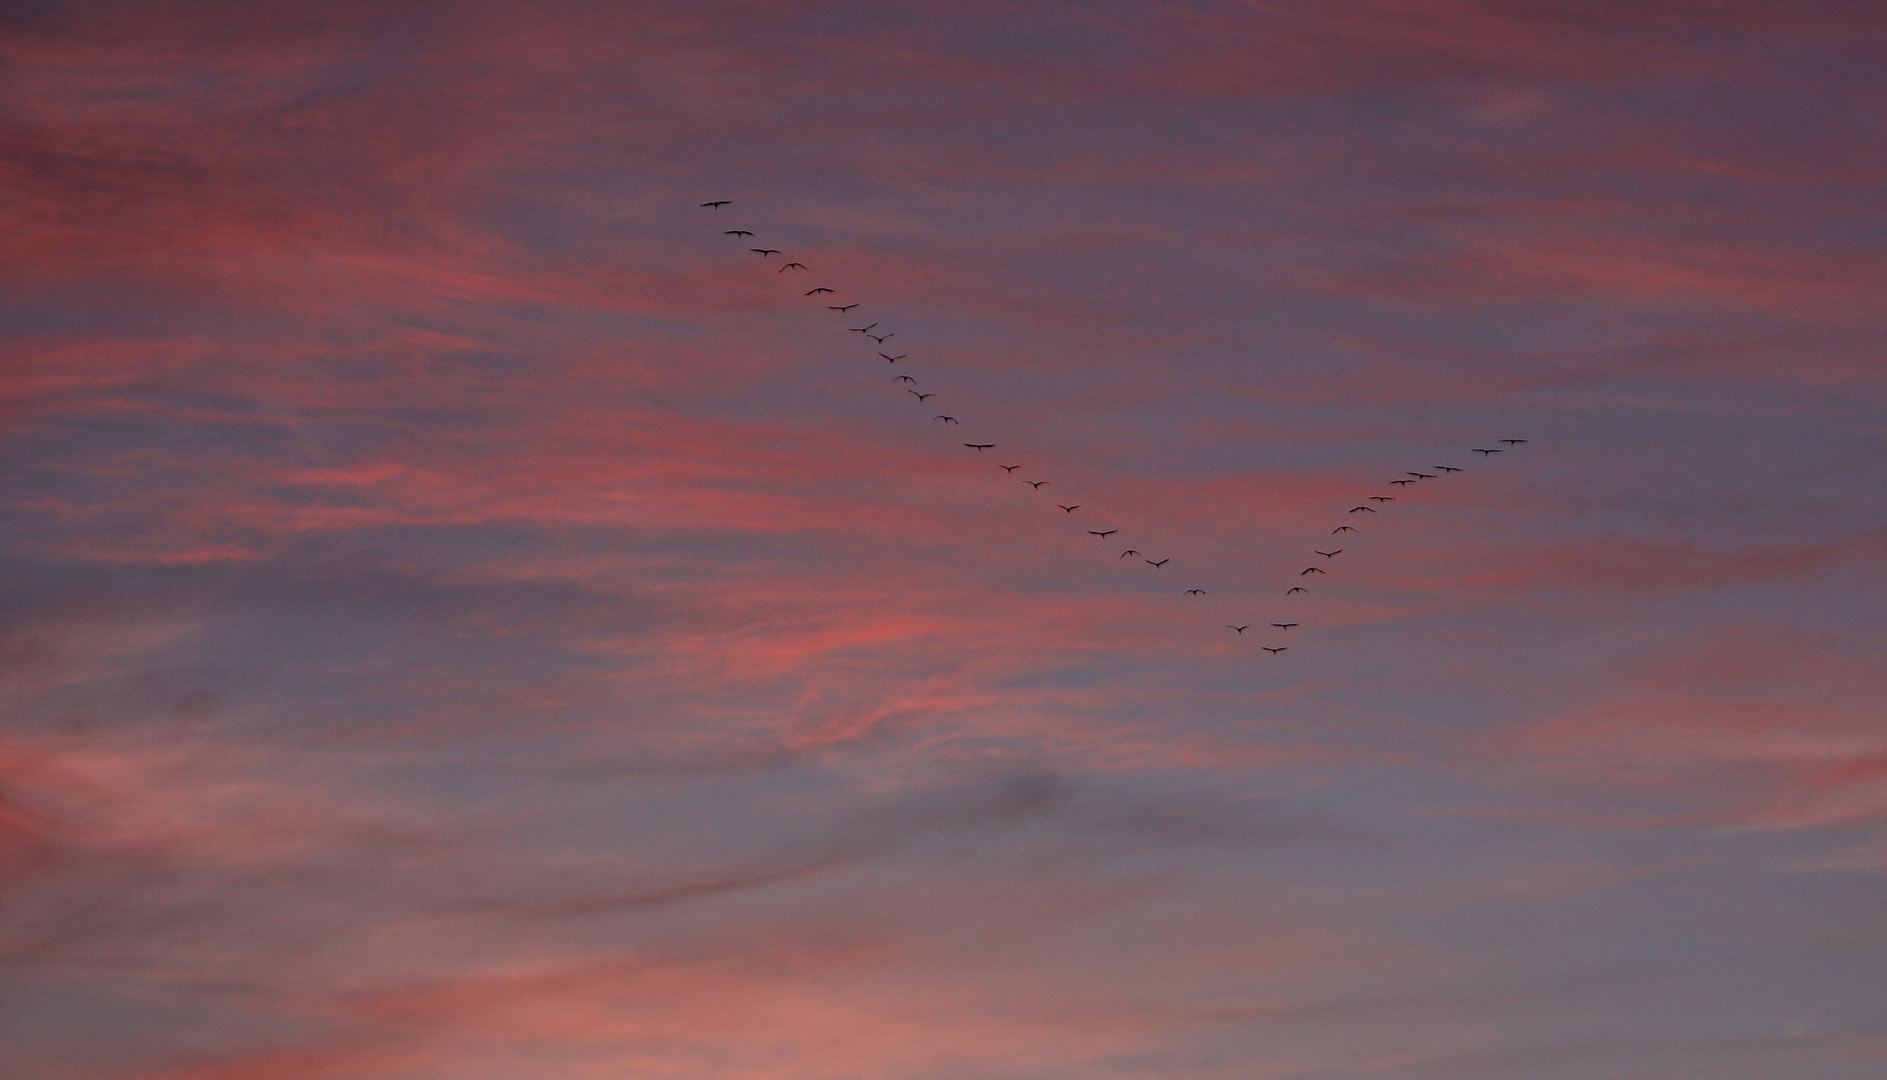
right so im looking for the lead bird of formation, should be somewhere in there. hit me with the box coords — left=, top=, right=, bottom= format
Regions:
left=701, top=201, right=1529, bottom=655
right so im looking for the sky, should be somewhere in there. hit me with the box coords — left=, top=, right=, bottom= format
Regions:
left=2, top=1, right=1885, bottom=1078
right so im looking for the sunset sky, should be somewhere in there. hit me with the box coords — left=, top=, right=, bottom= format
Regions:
left=4, top=2, right=1886, bottom=1078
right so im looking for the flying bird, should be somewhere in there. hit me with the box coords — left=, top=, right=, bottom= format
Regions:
left=806, top=287, right=834, bottom=295
left=1286, top=587, right=1307, bottom=594
left=1271, top=622, right=1298, bottom=629
left=1349, top=506, right=1376, bottom=513
left=829, top=304, right=858, bottom=312
left=849, top=323, right=877, bottom=333
left=1433, top=465, right=1461, bottom=472
left=1300, top=567, right=1326, bottom=575
left=1389, top=479, right=1416, bottom=486
left=1262, top=646, right=1287, bottom=654
left=966, top=443, right=995, bottom=451
left=1147, top=558, right=1169, bottom=568
left=1369, top=496, right=1394, bottom=502
left=910, top=391, right=934, bottom=401
left=750, top=248, right=780, bottom=256
left=935, top=415, right=958, bottom=424
left=1228, top=625, right=1250, bottom=634
left=894, top=375, right=916, bottom=383
left=1332, top=526, right=1356, bottom=534
left=1058, top=504, right=1080, bottom=513
left=1471, top=447, right=1500, bottom=455
left=780, top=263, right=808, bottom=271
left=1407, top=472, right=1436, bottom=479
left=1186, top=589, right=1206, bottom=596
left=880, top=353, right=905, bottom=362
left=724, top=230, right=752, bottom=236
left=1315, top=549, right=1342, bottom=558
left=1120, top=550, right=1141, bottom=558
left=1089, top=529, right=1117, bottom=538
left=701, top=200, right=730, bottom=208
left=867, top=333, right=894, bottom=344
left=1025, top=480, right=1049, bottom=488
left=999, top=464, right=1020, bottom=472
left=1500, top=439, right=1528, bottom=445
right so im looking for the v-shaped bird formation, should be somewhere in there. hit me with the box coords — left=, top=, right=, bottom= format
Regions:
left=702, top=200, right=1529, bottom=654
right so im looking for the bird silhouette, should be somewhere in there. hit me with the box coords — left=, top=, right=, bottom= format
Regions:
left=1350, top=506, right=1376, bottom=513
left=1271, top=622, right=1298, bottom=629
left=1500, top=439, right=1528, bottom=445
left=1089, top=529, right=1117, bottom=538
left=806, top=287, right=833, bottom=295
left=724, top=230, right=752, bottom=236
left=1369, top=496, right=1394, bottom=502
left=1407, top=472, right=1436, bottom=479
left=867, top=333, right=894, bottom=344
left=1286, top=587, right=1307, bottom=594
left=1186, top=589, right=1206, bottom=596
left=1025, top=480, right=1048, bottom=488
left=1228, top=625, right=1250, bottom=634
left=999, top=464, right=1020, bottom=472
left=935, top=415, right=958, bottom=424
left=966, top=443, right=995, bottom=451
left=1433, top=465, right=1461, bottom=472
left=1120, top=550, right=1141, bottom=558
left=1058, top=504, right=1080, bottom=513
left=780, top=263, right=808, bottom=271
left=894, top=375, right=916, bottom=383
left=849, top=323, right=876, bottom=333
left=1262, top=646, right=1287, bottom=654
left=1315, top=549, right=1342, bottom=558
left=701, top=200, right=731, bottom=208
left=1389, top=479, right=1416, bottom=486
left=1147, top=558, right=1168, bottom=568
left=1471, top=447, right=1501, bottom=455
left=1332, top=526, right=1356, bottom=534
left=750, top=248, right=780, bottom=256
left=880, top=353, right=906, bottom=362
left=910, top=391, right=934, bottom=401
left=829, top=304, right=858, bottom=312
left=1300, top=567, right=1326, bottom=575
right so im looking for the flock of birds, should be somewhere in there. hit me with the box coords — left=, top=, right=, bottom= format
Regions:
left=700, top=200, right=1528, bottom=654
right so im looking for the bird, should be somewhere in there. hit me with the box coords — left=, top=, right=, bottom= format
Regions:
left=1369, top=496, right=1394, bottom=502
left=1407, top=472, right=1436, bottom=479
left=1025, top=480, right=1048, bottom=488
left=1186, top=589, right=1206, bottom=596
left=1389, top=479, right=1416, bottom=486
left=829, top=304, right=858, bottom=312
left=867, top=333, right=894, bottom=344
left=966, top=443, right=995, bottom=451
left=1300, top=567, right=1326, bottom=575
left=1332, top=526, right=1356, bottom=534
left=780, top=263, right=808, bottom=271
left=1058, top=504, right=1079, bottom=513
left=849, top=323, right=877, bottom=333
left=1350, top=506, right=1376, bottom=513
left=1286, top=587, right=1307, bottom=594
left=806, top=287, right=834, bottom=295
left=724, top=230, right=753, bottom=236
left=701, top=200, right=730, bottom=208
left=935, top=415, right=958, bottom=424
left=894, top=375, right=916, bottom=383
left=1500, top=439, right=1528, bottom=445
left=910, top=391, right=934, bottom=401
left=1433, top=465, right=1461, bottom=472
left=1471, top=447, right=1500, bottom=455
left=999, top=464, right=1020, bottom=472
left=1228, top=625, right=1250, bottom=634
left=1262, top=646, right=1287, bottom=654
left=1120, top=550, right=1141, bottom=558
left=880, top=353, right=906, bottom=362
left=1315, top=549, right=1342, bottom=558
left=750, top=248, right=780, bottom=256
left=1271, top=622, right=1298, bottom=629
left=1147, top=558, right=1168, bottom=568
left=1089, top=529, right=1117, bottom=538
